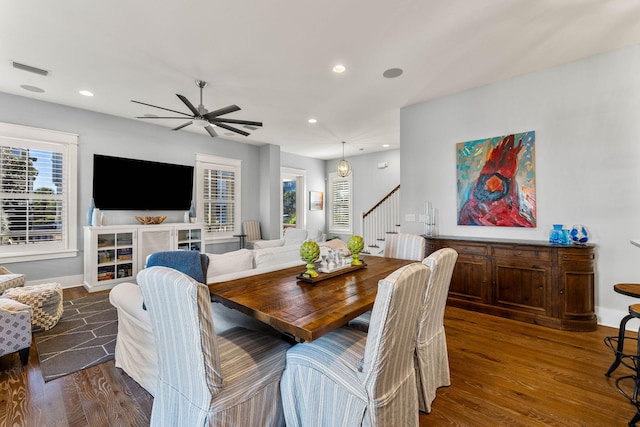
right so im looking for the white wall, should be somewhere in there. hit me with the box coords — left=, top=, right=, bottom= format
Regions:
left=400, top=44, right=640, bottom=327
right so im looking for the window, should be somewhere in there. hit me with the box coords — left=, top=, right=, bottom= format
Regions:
left=0, top=122, right=78, bottom=262
left=328, top=172, right=352, bottom=234
left=196, top=154, right=241, bottom=240
left=281, top=167, right=306, bottom=234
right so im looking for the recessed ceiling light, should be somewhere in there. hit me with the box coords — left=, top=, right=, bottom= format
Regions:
left=382, top=68, right=403, bottom=78
left=382, top=144, right=390, bottom=148
left=308, top=118, right=317, bottom=124
left=79, top=90, right=94, bottom=97
left=332, top=64, right=346, bottom=73
left=20, top=84, right=45, bottom=93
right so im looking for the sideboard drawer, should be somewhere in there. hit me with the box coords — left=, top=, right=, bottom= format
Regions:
left=492, top=245, right=552, bottom=261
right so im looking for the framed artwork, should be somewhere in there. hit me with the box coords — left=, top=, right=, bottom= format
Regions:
left=309, top=191, right=324, bottom=211
left=456, top=131, right=536, bottom=227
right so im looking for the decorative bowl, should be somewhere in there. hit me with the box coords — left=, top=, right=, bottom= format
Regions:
left=135, top=215, right=167, bottom=225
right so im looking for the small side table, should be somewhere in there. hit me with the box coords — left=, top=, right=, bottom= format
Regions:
left=233, top=234, right=247, bottom=249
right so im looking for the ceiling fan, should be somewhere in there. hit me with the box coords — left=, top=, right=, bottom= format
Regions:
left=131, top=80, right=262, bottom=137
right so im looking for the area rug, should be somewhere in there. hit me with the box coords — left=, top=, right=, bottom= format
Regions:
left=33, top=292, right=117, bottom=382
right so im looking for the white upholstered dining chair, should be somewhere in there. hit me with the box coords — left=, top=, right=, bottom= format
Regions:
left=415, top=248, right=458, bottom=412
left=137, top=266, right=291, bottom=426
left=348, top=247, right=458, bottom=413
left=280, top=262, right=431, bottom=426
left=383, top=232, right=426, bottom=261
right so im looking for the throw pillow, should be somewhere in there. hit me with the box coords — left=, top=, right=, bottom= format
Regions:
left=207, top=249, right=254, bottom=281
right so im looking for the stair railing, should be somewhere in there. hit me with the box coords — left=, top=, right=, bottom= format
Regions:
left=360, top=185, right=400, bottom=254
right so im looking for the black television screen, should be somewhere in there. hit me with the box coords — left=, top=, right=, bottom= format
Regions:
left=93, top=154, right=194, bottom=210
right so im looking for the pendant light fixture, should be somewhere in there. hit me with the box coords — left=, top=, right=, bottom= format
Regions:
left=336, top=141, right=352, bottom=177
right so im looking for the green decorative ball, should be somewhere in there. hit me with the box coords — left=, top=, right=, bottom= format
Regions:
left=300, top=241, right=320, bottom=263
left=348, top=235, right=364, bottom=254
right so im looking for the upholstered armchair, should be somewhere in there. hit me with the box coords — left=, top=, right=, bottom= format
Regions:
left=0, top=298, right=32, bottom=365
left=281, top=262, right=431, bottom=426
left=243, top=220, right=263, bottom=249
left=383, top=232, right=426, bottom=261
left=137, top=266, right=291, bottom=426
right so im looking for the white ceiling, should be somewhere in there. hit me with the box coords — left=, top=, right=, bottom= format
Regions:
left=2, top=0, right=640, bottom=160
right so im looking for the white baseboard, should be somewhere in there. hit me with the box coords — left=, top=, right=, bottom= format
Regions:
left=25, top=274, right=124, bottom=294
left=596, top=305, right=639, bottom=329
left=26, top=274, right=84, bottom=289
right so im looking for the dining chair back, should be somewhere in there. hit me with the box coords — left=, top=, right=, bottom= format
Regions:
left=416, top=247, right=458, bottom=412
left=281, top=262, right=430, bottom=426
left=384, top=233, right=426, bottom=261
left=138, top=266, right=290, bottom=426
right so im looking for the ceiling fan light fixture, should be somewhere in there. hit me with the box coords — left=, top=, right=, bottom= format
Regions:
left=193, top=117, right=210, bottom=128
left=336, top=141, right=352, bottom=177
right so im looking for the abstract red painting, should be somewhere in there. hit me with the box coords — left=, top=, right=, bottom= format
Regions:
left=456, top=131, right=536, bottom=227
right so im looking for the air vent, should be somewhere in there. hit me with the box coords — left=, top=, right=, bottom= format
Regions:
left=12, top=61, right=50, bottom=77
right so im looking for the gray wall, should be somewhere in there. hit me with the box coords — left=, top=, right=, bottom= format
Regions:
left=399, top=44, right=640, bottom=326
left=0, top=91, right=326, bottom=280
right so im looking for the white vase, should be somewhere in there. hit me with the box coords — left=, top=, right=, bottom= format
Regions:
left=91, top=208, right=101, bottom=227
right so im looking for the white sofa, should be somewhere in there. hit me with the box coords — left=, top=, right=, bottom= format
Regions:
left=109, top=245, right=305, bottom=396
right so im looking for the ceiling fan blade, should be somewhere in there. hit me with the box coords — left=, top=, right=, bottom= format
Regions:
left=131, top=100, right=192, bottom=116
left=209, top=118, right=263, bottom=127
left=176, top=94, right=200, bottom=116
left=172, top=121, right=193, bottom=131
left=136, top=116, right=195, bottom=119
left=203, top=105, right=241, bottom=120
left=205, top=125, right=218, bottom=138
left=214, top=122, right=250, bottom=137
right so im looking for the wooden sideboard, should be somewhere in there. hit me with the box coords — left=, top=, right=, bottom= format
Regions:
left=424, top=236, right=596, bottom=331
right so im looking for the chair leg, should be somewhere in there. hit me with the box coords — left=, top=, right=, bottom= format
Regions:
left=18, top=347, right=29, bottom=366
left=629, top=408, right=640, bottom=427
left=606, top=313, right=634, bottom=377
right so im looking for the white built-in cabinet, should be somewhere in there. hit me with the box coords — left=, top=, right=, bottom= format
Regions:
left=83, top=223, right=204, bottom=291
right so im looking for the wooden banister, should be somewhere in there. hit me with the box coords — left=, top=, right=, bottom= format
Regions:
left=363, top=185, right=400, bottom=219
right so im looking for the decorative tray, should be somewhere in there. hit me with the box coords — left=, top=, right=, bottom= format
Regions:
left=296, top=262, right=367, bottom=284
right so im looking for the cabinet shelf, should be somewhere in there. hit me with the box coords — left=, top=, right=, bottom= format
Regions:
left=84, top=223, right=204, bottom=291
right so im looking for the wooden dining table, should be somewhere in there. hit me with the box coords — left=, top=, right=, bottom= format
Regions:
left=207, top=256, right=414, bottom=342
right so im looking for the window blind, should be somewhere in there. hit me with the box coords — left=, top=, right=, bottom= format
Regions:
left=202, top=168, right=236, bottom=233
left=329, top=174, right=352, bottom=233
left=0, top=146, right=64, bottom=247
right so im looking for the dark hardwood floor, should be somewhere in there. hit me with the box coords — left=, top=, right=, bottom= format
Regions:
left=0, top=286, right=635, bottom=426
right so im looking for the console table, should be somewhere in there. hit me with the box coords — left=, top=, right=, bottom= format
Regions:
left=424, top=235, right=596, bottom=331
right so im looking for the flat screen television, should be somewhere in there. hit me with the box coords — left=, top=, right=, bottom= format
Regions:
left=92, top=154, right=194, bottom=210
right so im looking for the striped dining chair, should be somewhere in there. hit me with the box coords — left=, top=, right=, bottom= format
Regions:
left=348, top=247, right=458, bottom=413
left=138, top=266, right=291, bottom=426
left=280, top=262, right=431, bottom=426
left=384, top=233, right=426, bottom=261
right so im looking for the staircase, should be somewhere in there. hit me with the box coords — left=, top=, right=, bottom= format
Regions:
left=360, top=185, right=400, bottom=256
